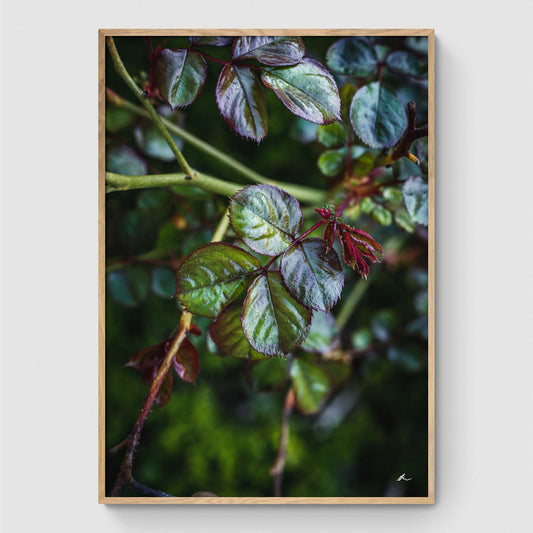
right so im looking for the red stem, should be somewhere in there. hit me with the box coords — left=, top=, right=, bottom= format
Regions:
left=261, top=220, right=327, bottom=271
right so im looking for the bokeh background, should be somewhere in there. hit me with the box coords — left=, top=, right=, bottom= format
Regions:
left=105, top=35, right=429, bottom=497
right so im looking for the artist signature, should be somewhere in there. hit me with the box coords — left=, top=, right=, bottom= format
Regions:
left=396, top=473, right=412, bottom=481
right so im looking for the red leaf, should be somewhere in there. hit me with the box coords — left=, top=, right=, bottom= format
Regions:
left=172, top=338, right=200, bottom=384
left=155, top=371, right=174, bottom=407
left=126, top=340, right=166, bottom=371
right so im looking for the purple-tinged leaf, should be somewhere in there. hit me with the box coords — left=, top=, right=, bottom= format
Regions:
left=326, top=37, right=378, bottom=77
left=175, top=242, right=261, bottom=318
left=209, top=302, right=269, bottom=360
left=216, top=65, right=268, bottom=141
left=229, top=184, right=303, bottom=256
left=232, top=36, right=305, bottom=66
left=189, top=36, right=234, bottom=47
left=154, top=49, right=207, bottom=109
left=280, top=238, right=344, bottom=312
left=242, top=271, right=312, bottom=356
left=261, top=58, right=341, bottom=124
left=172, top=338, right=199, bottom=383
left=350, top=82, right=407, bottom=149
left=385, top=51, right=427, bottom=78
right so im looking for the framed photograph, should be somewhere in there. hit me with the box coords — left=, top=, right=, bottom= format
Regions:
left=99, top=29, right=434, bottom=504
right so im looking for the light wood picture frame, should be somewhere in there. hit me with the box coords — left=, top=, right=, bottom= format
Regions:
left=99, top=28, right=434, bottom=504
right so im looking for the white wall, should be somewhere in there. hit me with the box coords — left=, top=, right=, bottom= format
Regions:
left=2, top=1, right=533, bottom=531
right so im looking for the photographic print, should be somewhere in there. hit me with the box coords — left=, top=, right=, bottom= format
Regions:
left=99, top=29, right=434, bottom=503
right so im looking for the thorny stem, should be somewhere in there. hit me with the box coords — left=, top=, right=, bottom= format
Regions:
left=111, top=311, right=192, bottom=496
left=106, top=37, right=196, bottom=178
left=105, top=89, right=326, bottom=204
left=378, top=101, right=428, bottom=167
left=110, top=208, right=230, bottom=497
left=270, top=386, right=295, bottom=497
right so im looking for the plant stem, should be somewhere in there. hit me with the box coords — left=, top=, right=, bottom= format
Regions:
left=106, top=171, right=240, bottom=197
left=262, top=219, right=326, bottom=271
left=106, top=89, right=327, bottom=204
left=111, top=311, right=192, bottom=496
left=270, top=386, right=295, bottom=497
left=212, top=207, right=230, bottom=242
left=336, top=280, right=372, bottom=330
left=109, top=209, right=229, bottom=497
left=106, top=37, right=195, bottom=177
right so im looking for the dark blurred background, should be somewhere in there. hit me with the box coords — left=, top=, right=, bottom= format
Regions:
left=105, top=35, right=429, bottom=498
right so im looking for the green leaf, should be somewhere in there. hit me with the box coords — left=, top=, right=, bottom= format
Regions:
left=350, top=82, right=407, bottom=149
left=242, top=272, right=312, bottom=356
left=134, top=120, right=184, bottom=161
left=155, top=49, right=207, bottom=109
left=119, top=210, right=158, bottom=253
left=352, top=152, right=374, bottom=177
left=280, top=238, right=344, bottom=312
left=394, top=208, right=415, bottom=233
left=216, top=65, right=268, bottom=142
left=340, top=84, right=356, bottom=121
left=175, top=242, right=261, bottom=318
left=405, top=36, right=428, bottom=55
left=371, top=205, right=392, bottom=226
left=289, top=118, right=318, bottom=143
left=106, top=145, right=147, bottom=176
left=107, top=266, right=151, bottom=307
left=208, top=302, right=268, bottom=360
left=229, top=184, right=302, bottom=256
left=250, top=357, right=290, bottom=392
left=151, top=267, right=176, bottom=299
left=382, top=187, right=403, bottom=204
left=317, top=122, right=346, bottom=148
left=189, top=36, right=233, bottom=47
left=385, top=51, right=427, bottom=78
left=106, top=106, right=135, bottom=132
left=261, top=58, right=341, bottom=124
left=232, top=36, right=305, bottom=66
left=302, top=311, right=339, bottom=354
left=351, top=327, right=373, bottom=351
left=290, top=359, right=330, bottom=414
left=326, top=37, right=378, bottom=77
left=402, top=176, right=428, bottom=226
left=317, top=150, right=344, bottom=177
left=359, top=197, right=376, bottom=214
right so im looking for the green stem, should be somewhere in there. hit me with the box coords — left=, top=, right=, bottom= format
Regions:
left=212, top=207, right=230, bottom=242
left=336, top=280, right=371, bottom=330
left=106, top=90, right=326, bottom=204
left=106, top=171, right=240, bottom=197
left=106, top=37, right=195, bottom=177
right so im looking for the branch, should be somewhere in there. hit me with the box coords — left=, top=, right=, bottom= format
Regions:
left=111, top=311, right=193, bottom=496
left=106, top=37, right=195, bottom=177
left=106, top=171, right=240, bottom=197
left=270, top=386, right=295, bottom=497
left=105, top=89, right=327, bottom=204
left=110, top=207, right=230, bottom=497
left=378, top=101, right=428, bottom=167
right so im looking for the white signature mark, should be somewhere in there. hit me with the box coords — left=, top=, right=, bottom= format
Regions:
left=396, top=473, right=412, bottom=481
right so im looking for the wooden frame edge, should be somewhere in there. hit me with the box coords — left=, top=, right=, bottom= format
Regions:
left=98, top=28, right=435, bottom=505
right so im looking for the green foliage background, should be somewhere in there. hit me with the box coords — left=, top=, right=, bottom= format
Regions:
left=105, top=35, right=429, bottom=497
